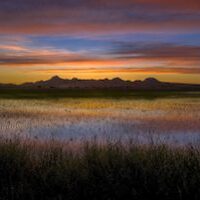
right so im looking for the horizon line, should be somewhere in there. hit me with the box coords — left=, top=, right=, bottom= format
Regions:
left=1, top=76, right=200, bottom=86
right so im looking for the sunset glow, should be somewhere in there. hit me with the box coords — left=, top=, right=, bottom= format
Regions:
left=0, top=0, right=200, bottom=83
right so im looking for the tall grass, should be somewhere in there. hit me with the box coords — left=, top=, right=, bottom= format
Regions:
left=0, top=138, right=200, bottom=200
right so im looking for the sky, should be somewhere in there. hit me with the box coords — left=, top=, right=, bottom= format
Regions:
left=0, top=0, right=200, bottom=84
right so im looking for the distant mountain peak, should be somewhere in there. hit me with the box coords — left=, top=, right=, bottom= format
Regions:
left=50, top=75, right=63, bottom=81
left=1, top=76, right=200, bottom=91
left=143, top=77, right=160, bottom=84
left=112, top=77, right=123, bottom=82
left=72, top=77, right=79, bottom=81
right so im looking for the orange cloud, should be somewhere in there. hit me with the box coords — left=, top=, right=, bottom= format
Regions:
left=0, top=44, right=27, bottom=51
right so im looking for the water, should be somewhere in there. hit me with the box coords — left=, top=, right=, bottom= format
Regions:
left=0, top=98, right=200, bottom=145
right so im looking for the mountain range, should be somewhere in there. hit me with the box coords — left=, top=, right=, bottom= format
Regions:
left=1, top=76, right=200, bottom=91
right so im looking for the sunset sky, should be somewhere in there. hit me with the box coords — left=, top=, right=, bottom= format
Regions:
left=0, top=0, right=200, bottom=84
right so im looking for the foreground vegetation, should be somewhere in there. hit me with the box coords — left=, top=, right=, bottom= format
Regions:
left=0, top=138, right=200, bottom=200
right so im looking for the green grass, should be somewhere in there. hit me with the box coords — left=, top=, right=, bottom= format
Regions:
left=0, top=89, right=200, bottom=99
left=0, top=138, right=200, bottom=200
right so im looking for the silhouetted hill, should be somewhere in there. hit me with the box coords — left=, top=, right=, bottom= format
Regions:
left=143, top=77, right=160, bottom=84
left=1, top=76, right=200, bottom=91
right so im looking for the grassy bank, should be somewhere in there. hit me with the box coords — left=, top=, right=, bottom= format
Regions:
left=0, top=89, right=200, bottom=99
left=0, top=139, right=200, bottom=200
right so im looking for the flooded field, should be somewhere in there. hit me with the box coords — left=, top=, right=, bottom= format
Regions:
left=0, top=97, right=200, bottom=145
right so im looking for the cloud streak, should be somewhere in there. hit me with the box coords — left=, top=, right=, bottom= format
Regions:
left=0, top=0, right=200, bottom=35
left=1, top=42, right=200, bottom=71
left=112, top=42, right=200, bottom=58
left=0, top=1, right=200, bottom=83
left=32, top=67, right=200, bottom=75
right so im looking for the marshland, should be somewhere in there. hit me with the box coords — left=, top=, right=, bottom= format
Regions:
left=0, top=91, right=200, bottom=199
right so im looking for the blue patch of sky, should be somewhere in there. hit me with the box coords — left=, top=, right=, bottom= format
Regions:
left=1, top=32, right=199, bottom=53
left=27, top=35, right=112, bottom=52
